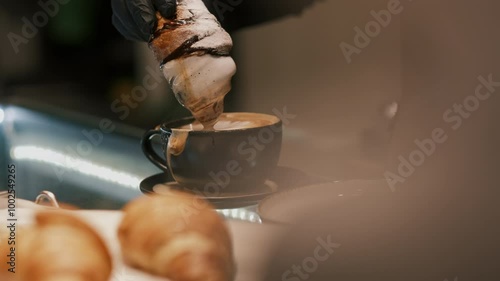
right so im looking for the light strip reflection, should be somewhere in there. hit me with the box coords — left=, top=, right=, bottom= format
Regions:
left=11, top=146, right=141, bottom=190
left=11, top=146, right=263, bottom=223
left=0, top=108, right=5, bottom=124
left=219, top=208, right=262, bottom=223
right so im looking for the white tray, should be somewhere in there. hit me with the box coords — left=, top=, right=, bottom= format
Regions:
left=0, top=199, right=284, bottom=281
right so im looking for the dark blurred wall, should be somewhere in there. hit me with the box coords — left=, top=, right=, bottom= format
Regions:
left=1, top=0, right=133, bottom=90
left=0, top=0, right=324, bottom=129
left=0, top=0, right=147, bottom=125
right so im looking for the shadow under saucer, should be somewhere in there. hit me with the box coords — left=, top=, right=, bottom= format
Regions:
left=140, top=166, right=330, bottom=209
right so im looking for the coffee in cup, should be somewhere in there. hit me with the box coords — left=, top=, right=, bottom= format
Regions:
left=142, top=112, right=283, bottom=192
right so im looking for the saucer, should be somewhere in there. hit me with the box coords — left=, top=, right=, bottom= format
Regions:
left=140, top=166, right=330, bottom=209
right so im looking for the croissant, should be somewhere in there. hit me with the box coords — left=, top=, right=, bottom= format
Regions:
left=0, top=211, right=112, bottom=281
left=149, top=0, right=237, bottom=127
left=118, top=191, right=235, bottom=281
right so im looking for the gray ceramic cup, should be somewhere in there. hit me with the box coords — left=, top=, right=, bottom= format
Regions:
left=141, top=113, right=283, bottom=192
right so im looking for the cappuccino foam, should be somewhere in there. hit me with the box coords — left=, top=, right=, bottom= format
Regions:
left=176, top=113, right=279, bottom=131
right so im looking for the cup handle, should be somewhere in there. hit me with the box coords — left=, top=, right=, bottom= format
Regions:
left=141, top=129, right=169, bottom=171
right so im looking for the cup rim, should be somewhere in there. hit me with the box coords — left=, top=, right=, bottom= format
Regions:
left=159, top=112, right=282, bottom=134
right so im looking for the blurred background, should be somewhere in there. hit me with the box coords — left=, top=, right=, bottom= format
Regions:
left=0, top=0, right=400, bottom=208
left=1, top=1, right=499, bottom=278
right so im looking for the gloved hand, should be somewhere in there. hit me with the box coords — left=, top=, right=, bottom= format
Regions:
left=111, top=0, right=177, bottom=42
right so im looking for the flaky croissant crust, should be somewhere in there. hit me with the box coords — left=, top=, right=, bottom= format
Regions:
left=118, top=192, right=235, bottom=281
